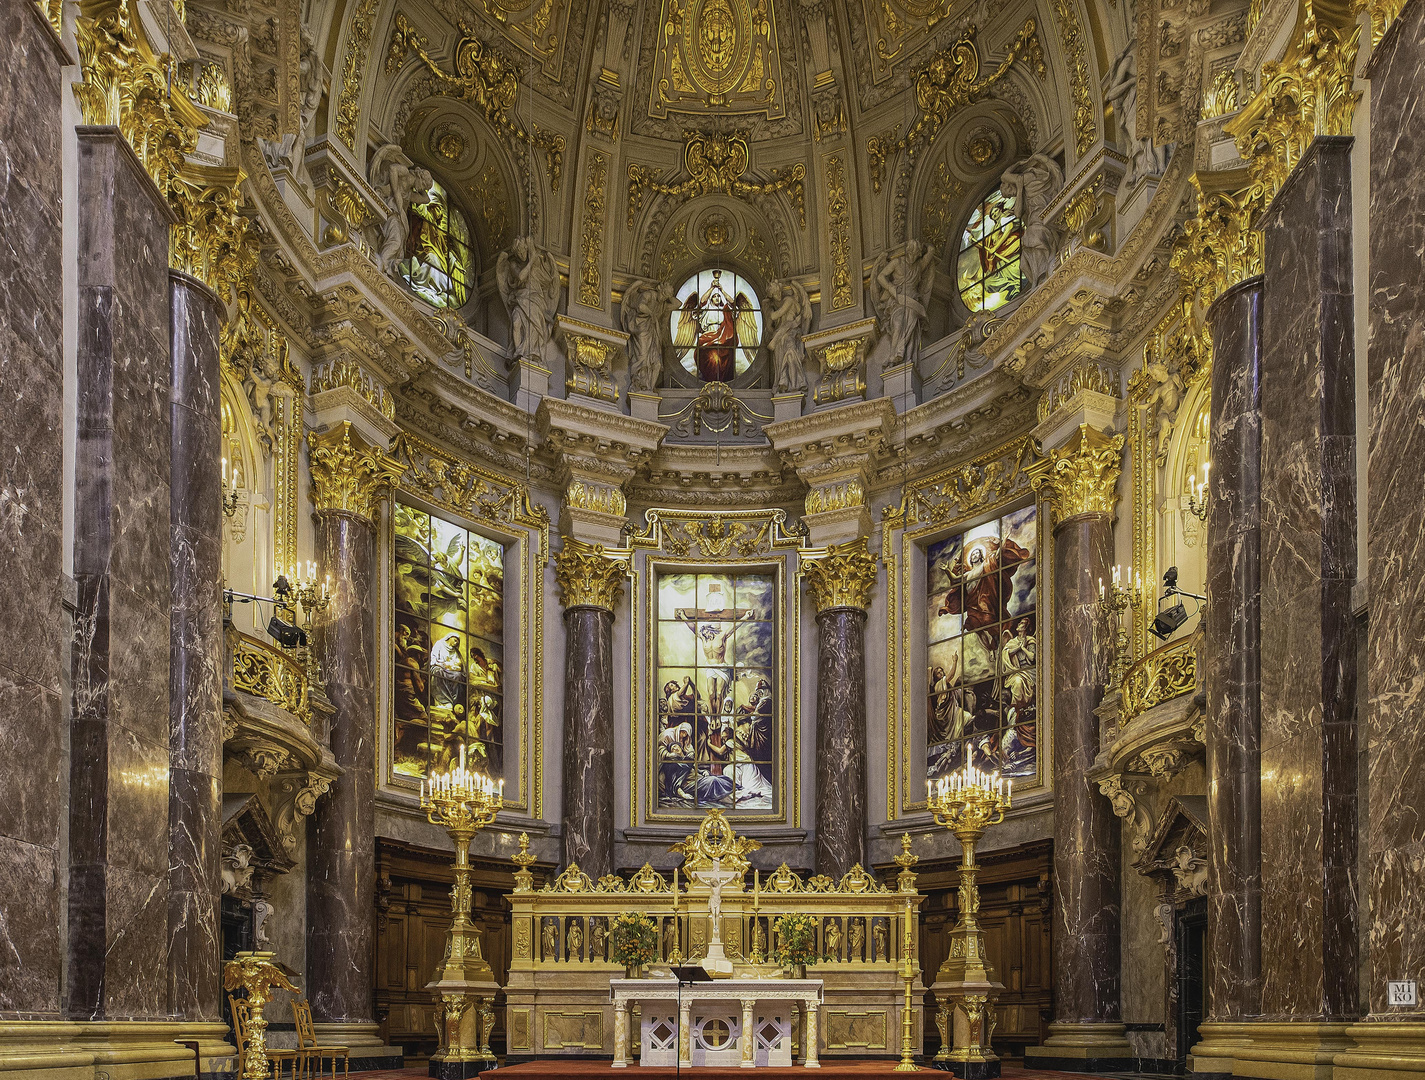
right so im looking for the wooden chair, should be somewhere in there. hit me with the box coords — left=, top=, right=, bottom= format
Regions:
left=292, top=999, right=349, bottom=1079
left=229, top=993, right=303, bottom=1079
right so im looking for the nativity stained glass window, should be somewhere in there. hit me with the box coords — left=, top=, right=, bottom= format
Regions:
left=926, top=505, right=1038, bottom=783
left=392, top=502, right=505, bottom=781
left=955, top=187, right=1024, bottom=313
left=655, top=570, right=777, bottom=812
left=670, top=269, right=762, bottom=383
left=397, top=180, right=473, bottom=310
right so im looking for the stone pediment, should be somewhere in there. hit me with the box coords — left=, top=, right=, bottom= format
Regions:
left=1136, top=794, right=1208, bottom=900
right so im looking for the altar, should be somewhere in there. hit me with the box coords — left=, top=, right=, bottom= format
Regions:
left=610, top=977, right=823, bottom=1068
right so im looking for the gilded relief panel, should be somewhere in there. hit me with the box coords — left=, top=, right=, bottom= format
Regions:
left=648, top=0, right=790, bottom=119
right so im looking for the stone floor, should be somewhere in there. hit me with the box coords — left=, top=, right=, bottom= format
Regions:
left=343, top=1066, right=1170, bottom=1079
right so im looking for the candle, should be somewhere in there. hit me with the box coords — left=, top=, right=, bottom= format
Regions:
left=753, top=868, right=760, bottom=911
left=672, top=867, right=679, bottom=909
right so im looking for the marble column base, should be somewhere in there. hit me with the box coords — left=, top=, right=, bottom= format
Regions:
left=309, top=1023, right=403, bottom=1071
left=1218, top=1021, right=1355, bottom=1080
left=1189, top=1020, right=1258, bottom=1080
left=1024, top=1022, right=1134, bottom=1072
left=0, top=1020, right=235, bottom=1080
left=1335, top=1022, right=1425, bottom=1080
left=428, top=1059, right=489, bottom=1080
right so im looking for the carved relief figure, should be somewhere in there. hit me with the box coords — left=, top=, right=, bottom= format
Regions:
left=663, top=917, right=679, bottom=960
left=849, top=918, right=865, bottom=962
left=764, top=278, right=812, bottom=392
left=370, top=144, right=434, bottom=273
left=869, top=240, right=937, bottom=370
left=1000, top=154, right=1064, bottom=287
left=622, top=278, right=678, bottom=391
left=873, top=921, right=888, bottom=961
left=567, top=918, right=584, bottom=960
left=1106, top=45, right=1171, bottom=186
left=542, top=919, right=559, bottom=960
left=825, top=918, right=843, bottom=961
left=590, top=919, right=608, bottom=962
left=1171, top=844, right=1209, bottom=896
left=1142, top=355, right=1186, bottom=465
left=497, top=237, right=562, bottom=365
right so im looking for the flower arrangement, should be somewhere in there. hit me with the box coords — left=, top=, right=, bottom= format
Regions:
left=771, top=912, right=825, bottom=973
left=610, top=911, right=659, bottom=971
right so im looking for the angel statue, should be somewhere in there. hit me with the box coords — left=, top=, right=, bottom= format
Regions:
left=622, top=278, right=678, bottom=391
left=673, top=269, right=760, bottom=384
left=764, top=278, right=812, bottom=393
left=1106, top=45, right=1170, bottom=187
left=259, top=25, right=325, bottom=170
left=369, top=144, right=433, bottom=273
left=869, top=240, right=937, bottom=371
left=497, top=237, right=561, bottom=366
left=1001, top=153, right=1064, bottom=287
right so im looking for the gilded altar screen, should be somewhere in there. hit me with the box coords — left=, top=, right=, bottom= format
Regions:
left=392, top=502, right=505, bottom=780
left=654, top=570, right=777, bottom=811
left=926, top=505, right=1038, bottom=781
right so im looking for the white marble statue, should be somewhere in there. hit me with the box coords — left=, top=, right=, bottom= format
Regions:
left=1000, top=153, right=1064, bottom=287
left=869, top=240, right=938, bottom=370
left=260, top=26, right=325, bottom=171
left=369, top=144, right=434, bottom=273
left=622, top=278, right=678, bottom=391
left=1142, top=354, right=1187, bottom=465
left=497, top=237, right=562, bottom=366
left=764, top=278, right=812, bottom=392
left=1106, top=45, right=1170, bottom=186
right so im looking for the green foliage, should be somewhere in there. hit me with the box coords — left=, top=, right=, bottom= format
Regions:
left=771, top=912, right=826, bottom=970
left=610, top=911, right=659, bottom=968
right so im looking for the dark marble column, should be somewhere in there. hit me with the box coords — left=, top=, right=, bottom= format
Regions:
left=1026, top=425, right=1130, bottom=1072
left=813, top=608, right=868, bottom=877
left=1363, top=0, right=1425, bottom=1026
left=1202, top=277, right=1263, bottom=1028
left=67, top=128, right=178, bottom=1020
left=305, top=421, right=402, bottom=1046
left=167, top=272, right=226, bottom=1021
left=802, top=540, right=876, bottom=879
left=1257, top=136, right=1358, bottom=1022
left=552, top=540, right=628, bottom=878
left=0, top=0, right=68, bottom=1018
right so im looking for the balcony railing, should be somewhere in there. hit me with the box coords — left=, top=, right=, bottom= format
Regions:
left=1119, top=628, right=1201, bottom=726
left=228, top=628, right=310, bottom=723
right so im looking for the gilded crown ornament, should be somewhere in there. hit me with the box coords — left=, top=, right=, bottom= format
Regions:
left=306, top=422, right=404, bottom=524
left=553, top=538, right=629, bottom=611
left=670, top=807, right=762, bottom=873
left=802, top=538, right=878, bottom=613
left=1030, top=423, right=1124, bottom=525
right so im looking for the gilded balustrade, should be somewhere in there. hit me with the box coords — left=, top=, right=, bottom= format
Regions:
left=228, top=628, right=311, bottom=724
left=1118, top=628, right=1201, bottom=726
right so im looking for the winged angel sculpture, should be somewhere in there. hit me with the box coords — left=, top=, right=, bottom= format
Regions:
left=672, top=269, right=760, bottom=383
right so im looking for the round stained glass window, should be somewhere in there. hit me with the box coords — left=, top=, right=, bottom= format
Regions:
left=955, top=187, right=1024, bottom=313
left=397, top=180, right=474, bottom=310
left=669, top=269, right=762, bottom=384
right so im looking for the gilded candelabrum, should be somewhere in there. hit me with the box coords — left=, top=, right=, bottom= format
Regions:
left=223, top=950, right=299, bottom=1080
left=895, top=833, right=921, bottom=1072
left=1097, top=565, right=1142, bottom=692
left=422, top=751, right=504, bottom=1078
left=927, top=765, right=1012, bottom=1078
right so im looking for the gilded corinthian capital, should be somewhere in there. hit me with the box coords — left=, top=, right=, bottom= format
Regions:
left=802, top=538, right=878, bottom=613
left=1030, top=423, right=1125, bottom=525
left=306, top=422, right=404, bottom=524
left=553, top=538, right=629, bottom=611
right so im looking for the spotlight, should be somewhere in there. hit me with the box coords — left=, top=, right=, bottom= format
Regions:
left=267, top=615, right=308, bottom=649
left=1150, top=598, right=1189, bottom=641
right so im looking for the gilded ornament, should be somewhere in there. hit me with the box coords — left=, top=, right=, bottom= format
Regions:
left=627, top=131, right=805, bottom=231
left=1029, top=423, right=1124, bottom=525
left=195, top=63, right=233, bottom=113
left=386, top=13, right=525, bottom=144
left=431, top=126, right=469, bottom=164
left=1119, top=629, right=1200, bottom=724
left=564, top=480, right=628, bottom=517
left=533, top=124, right=565, bottom=192
left=334, top=0, right=380, bottom=147
left=802, top=539, right=878, bottom=613
left=1046, top=0, right=1097, bottom=155
left=563, top=333, right=620, bottom=402
left=920, top=158, right=968, bottom=251
left=480, top=0, right=569, bottom=74
left=306, top=422, right=404, bottom=524
left=578, top=149, right=609, bottom=308
left=812, top=336, right=868, bottom=405
left=1200, top=68, right=1240, bottom=119
left=309, top=356, right=396, bottom=421
left=230, top=629, right=311, bottom=722
left=804, top=479, right=866, bottom=517
left=824, top=149, right=854, bottom=311
left=649, top=0, right=788, bottom=118
left=224, top=952, right=299, bottom=1080
left=553, top=538, right=629, bottom=611
left=1037, top=359, right=1120, bottom=423
left=867, top=20, right=1045, bottom=193
left=472, top=163, right=512, bottom=251
left=669, top=808, right=762, bottom=872
left=885, top=434, right=1041, bottom=529
left=963, top=127, right=1003, bottom=166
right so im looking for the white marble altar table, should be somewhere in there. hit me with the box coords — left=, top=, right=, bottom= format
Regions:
left=610, top=976, right=824, bottom=1069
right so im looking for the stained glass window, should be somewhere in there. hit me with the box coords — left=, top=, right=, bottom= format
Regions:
left=926, top=505, right=1038, bottom=782
left=670, top=269, right=762, bottom=383
left=397, top=180, right=473, bottom=310
left=955, top=187, right=1023, bottom=313
left=654, top=570, right=777, bottom=812
left=392, top=502, right=505, bottom=780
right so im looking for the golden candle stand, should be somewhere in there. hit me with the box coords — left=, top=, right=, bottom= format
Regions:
left=421, top=749, right=504, bottom=1080
left=926, top=765, right=1012, bottom=1078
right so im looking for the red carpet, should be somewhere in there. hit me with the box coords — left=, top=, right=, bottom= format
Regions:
left=498, top=1064, right=926, bottom=1077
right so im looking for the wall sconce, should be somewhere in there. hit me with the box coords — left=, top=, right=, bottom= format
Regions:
left=221, top=457, right=240, bottom=519
left=1097, top=564, right=1142, bottom=691
left=1185, top=462, right=1209, bottom=522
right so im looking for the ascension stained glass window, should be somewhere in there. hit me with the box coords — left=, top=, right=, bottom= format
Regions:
left=926, top=505, right=1038, bottom=782
left=670, top=269, right=762, bottom=383
left=655, top=570, right=777, bottom=812
left=955, top=187, right=1024, bottom=313
left=397, top=180, right=473, bottom=310
left=392, top=502, right=504, bottom=780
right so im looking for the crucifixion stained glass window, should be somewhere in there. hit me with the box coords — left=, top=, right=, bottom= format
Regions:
left=654, top=570, right=777, bottom=812
left=392, top=502, right=504, bottom=780
left=926, top=505, right=1038, bottom=782
left=955, top=186, right=1024, bottom=313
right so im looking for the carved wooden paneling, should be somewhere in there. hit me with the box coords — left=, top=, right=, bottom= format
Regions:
left=375, top=838, right=516, bottom=1055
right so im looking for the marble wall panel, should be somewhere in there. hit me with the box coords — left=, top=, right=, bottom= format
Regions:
left=1050, top=514, right=1120, bottom=1023
left=814, top=608, right=867, bottom=878
left=67, top=129, right=176, bottom=1021
left=561, top=605, right=616, bottom=878
left=1365, top=0, right=1425, bottom=1020
left=0, top=0, right=68, bottom=1018
left=309, top=513, right=378, bottom=1022
left=1257, top=136, right=1358, bottom=1021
